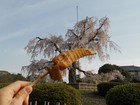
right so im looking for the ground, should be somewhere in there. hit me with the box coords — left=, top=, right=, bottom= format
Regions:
left=81, top=90, right=106, bottom=105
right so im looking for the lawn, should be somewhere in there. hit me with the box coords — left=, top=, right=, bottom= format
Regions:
left=81, top=90, right=107, bottom=105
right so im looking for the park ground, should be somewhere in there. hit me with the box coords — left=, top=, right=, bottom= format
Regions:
left=81, top=90, right=106, bottom=105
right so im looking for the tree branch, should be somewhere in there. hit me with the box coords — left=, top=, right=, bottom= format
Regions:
left=76, top=67, right=86, bottom=74
left=50, top=41, right=62, bottom=53
left=36, top=37, right=43, bottom=41
left=81, top=17, right=88, bottom=36
left=68, top=29, right=79, bottom=38
left=88, top=18, right=108, bottom=43
left=36, top=37, right=62, bottom=53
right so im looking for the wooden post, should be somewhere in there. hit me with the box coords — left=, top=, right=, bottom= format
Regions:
left=57, top=102, right=60, bottom=105
left=44, top=101, right=46, bottom=105
left=35, top=101, right=37, bottom=105
left=29, top=101, right=32, bottom=105
left=47, top=101, right=50, bottom=105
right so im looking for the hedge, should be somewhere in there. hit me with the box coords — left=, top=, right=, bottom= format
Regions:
left=106, top=83, right=140, bottom=105
left=97, top=82, right=124, bottom=96
left=30, top=83, right=81, bottom=105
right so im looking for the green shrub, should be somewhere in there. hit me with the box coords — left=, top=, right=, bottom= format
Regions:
left=30, top=83, right=81, bottom=105
left=0, top=83, right=10, bottom=89
left=98, top=64, right=115, bottom=74
left=97, top=82, right=123, bottom=96
left=106, top=83, right=140, bottom=105
left=98, top=64, right=131, bottom=79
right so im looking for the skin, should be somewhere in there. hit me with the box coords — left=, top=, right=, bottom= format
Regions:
left=0, top=81, right=33, bottom=105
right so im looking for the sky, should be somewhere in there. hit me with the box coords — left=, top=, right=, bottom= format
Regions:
left=0, top=0, right=140, bottom=75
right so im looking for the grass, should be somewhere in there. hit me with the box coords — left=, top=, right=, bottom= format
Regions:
left=80, top=90, right=107, bottom=105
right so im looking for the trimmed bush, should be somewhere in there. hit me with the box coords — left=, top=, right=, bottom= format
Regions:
left=30, top=83, right=81, bottom=105
left=106, top=83, right=140, bottom=105
left=97, top=82, right=123, bottom=96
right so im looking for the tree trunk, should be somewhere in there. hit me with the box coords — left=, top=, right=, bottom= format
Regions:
left=30, top=71, right=35, bottom=82
left=68, top=62, right=78, bottom=83
left=69, top=67, right=77, bottom=83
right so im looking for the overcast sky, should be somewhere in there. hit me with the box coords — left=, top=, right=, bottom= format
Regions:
left=0, top=0, right=140, bottom=74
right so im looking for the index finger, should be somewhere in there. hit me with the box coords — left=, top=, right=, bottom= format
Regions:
left=4, top=81, right=31, bottom=96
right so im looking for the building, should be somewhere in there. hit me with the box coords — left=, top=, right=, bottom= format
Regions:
left=121, top=65, right=140, bottom=78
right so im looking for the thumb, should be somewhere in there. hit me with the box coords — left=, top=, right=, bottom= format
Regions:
left=11, top=85, right=32, bottom=105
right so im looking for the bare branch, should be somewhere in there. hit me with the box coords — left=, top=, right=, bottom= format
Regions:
left=88, top=18, right=108, bottom=43
left=51, top=41, right=62, bottom=53
left=36, top=37, right=43, bottom=41
left=67, top=29, right=79, bottom=38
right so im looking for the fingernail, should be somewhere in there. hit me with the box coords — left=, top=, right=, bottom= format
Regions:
left=25, top=86, right=32, bottom=94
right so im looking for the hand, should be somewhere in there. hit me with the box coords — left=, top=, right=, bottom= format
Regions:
left=0, top=81, right=33, bottom=105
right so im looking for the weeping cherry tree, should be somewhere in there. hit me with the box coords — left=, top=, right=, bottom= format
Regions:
left=22, top=17, right=120, bottom=83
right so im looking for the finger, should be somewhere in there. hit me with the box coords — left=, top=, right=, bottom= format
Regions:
left=11, top=85, right=32, bottom=105
left=5, top=81, right=31, bottom=96
left=23, top=96, right=29, bottom=105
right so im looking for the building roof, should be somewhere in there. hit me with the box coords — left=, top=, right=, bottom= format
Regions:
left=120, top=65, right=140, bottom=72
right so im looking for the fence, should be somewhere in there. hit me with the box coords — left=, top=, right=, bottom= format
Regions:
left=69, top=83, right=97, bottom=90
left=29, top=101, right=66, bottom=105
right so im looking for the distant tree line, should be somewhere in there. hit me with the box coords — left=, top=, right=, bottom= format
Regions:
left=0, top=71, right=26, bottom=83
